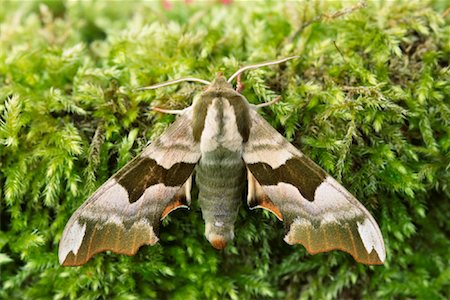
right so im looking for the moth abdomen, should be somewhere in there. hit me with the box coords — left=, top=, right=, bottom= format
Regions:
left=196, top=147, right=246, bottom=249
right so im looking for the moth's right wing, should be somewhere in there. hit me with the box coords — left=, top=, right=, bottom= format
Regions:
left=243, top=109, right=385, bottom=265
left=59, top=108, right=200, bottom=266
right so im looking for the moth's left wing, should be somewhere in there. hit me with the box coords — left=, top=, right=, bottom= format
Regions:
left=59, top=108, right=200, bottom=266
left=243, top=109, right=386, bottom=265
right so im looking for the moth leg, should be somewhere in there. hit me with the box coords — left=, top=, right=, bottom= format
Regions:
left=250, top=96, right=282, bottom=109
left=151, top=107, right=188, bottom=114
left=236, top=73, right=245, bottom=93
left=247, top=169, right=283, bottom=221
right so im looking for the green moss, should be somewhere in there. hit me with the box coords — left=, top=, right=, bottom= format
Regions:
left=1, top=1, right=449, bottom=299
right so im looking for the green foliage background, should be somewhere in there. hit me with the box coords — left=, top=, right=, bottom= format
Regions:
left=1, top=0, right=449, bottom=299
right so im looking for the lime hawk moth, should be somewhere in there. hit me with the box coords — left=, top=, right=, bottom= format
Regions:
left=59, top=57, right=386, bottom=266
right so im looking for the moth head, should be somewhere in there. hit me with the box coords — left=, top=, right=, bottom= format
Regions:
left=207, top=73, right=233, bottom=91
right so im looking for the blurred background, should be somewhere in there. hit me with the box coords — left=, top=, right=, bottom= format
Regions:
left=0, top=1, right=449, bottom=299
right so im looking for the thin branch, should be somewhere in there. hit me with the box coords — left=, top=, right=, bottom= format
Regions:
left=443, top=7, right=450, bottom=17
left=341, top=84, right=386, bottom=98
left=289, top=1, right=367, bottom=42
left=333, top=40, right=347, bottom=63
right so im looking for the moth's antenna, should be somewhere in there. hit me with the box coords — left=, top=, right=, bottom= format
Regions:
left=227, top=56, right=299, bottom=83
left=136, top=77, right=211, bottom=91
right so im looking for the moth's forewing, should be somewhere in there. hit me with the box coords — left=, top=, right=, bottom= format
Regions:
left=59, top=111, right=200, bottom=266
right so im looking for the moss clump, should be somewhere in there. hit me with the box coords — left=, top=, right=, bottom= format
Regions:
left=1, top=1, right=449, bottom=299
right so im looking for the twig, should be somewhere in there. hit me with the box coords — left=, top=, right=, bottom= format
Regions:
left=341, top=84, right=386, bottom=99
left=443, top=7, right=450, bottom=17
left=333, top=41, right=347, bottom=63
left=289, top=1, right=367, bottom=42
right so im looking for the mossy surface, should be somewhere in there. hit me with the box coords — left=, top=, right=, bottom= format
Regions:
left=1, top=1, right=449, bottom=299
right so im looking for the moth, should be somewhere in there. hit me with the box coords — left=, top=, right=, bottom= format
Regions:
left=59, top=57, right=386, bottom=266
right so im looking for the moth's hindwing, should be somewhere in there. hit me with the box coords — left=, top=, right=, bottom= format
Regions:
left=58, top=109, right=200, bottom=266
left=244, top=109, right=386, bottom=265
